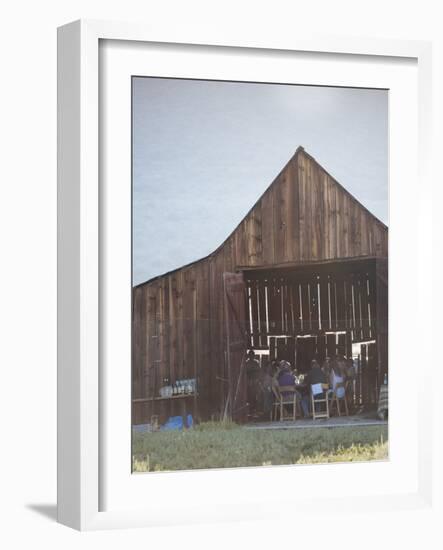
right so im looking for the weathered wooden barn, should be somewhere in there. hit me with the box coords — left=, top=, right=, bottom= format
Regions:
left=132, top=147, right=388, bottom=425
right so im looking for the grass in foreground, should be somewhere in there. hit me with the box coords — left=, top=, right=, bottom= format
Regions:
left=132, top=422, right=388, bottom=472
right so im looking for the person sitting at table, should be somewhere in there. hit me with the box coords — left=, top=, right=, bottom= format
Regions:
left=300, top=359, right=327, bottom=416
left=260, top=362, right=275, bottom=419
left=335, top=354, right=348, bottom=379
left=329, top=361, right=345, bottom=398
left=306, top=359, right=327, bottom=386
left=276, top=361, right=301, bottom=416
left=321, top=356, right=332, bottom=379
left=277, top=360, right=295, bottom=393
left=268, top=360, right=280, bottom=408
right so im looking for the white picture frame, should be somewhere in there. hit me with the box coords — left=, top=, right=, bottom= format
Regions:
left=57, top=19, right=434, bottom=531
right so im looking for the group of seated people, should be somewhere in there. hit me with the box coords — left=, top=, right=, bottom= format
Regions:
left=246, top=350, right=355, bottom=420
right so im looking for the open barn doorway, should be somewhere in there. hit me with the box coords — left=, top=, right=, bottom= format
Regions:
left=242, top=257, right=385, bottom=420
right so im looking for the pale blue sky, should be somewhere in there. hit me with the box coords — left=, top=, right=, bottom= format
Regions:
left=133, top=78, right=388, bottom=286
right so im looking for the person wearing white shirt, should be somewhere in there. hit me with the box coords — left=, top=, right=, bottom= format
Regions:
left=329, top=363, right=345, bottom=399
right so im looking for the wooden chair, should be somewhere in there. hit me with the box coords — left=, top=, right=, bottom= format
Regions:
left=271, top=384, right=297, bottom=421
left=329, top=382, right=349, bottom=417
left=311, top=383, right=330, bottom=420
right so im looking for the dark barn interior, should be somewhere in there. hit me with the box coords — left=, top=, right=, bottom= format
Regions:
left=132, top=147, right=388, bottom=426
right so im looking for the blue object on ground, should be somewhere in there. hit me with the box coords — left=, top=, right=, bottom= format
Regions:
left=186, top=414, right=193, bottom=429
left=160, top=416, right=184, bottom=431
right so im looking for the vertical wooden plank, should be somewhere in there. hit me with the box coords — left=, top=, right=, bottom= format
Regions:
left=335, top=275, right=346, bottom=331
left=350, top=274, right=357, bottom=341
left=214, top=251, right=227, bottom=413
left=182, top=270, right=192, bottom=380
left=329, top=278, right=337, bottom=330
left=271, top=277, right=279, bottom=340
left=249, top=278, right=259, bottom=348
left=350, top=201, right=361, bottom=258
left=236, top=219, right=249, bottom=268
left=376, top=257, right=388, bottom=384
left=138, top=287, right=146, bottom=402
left=223, top=272, right=248, bottom=422
left=361, top=211, right=369, bottom=255
left=168, top=275, right=177, bottom=386
left=322, top=172, right=331, bottom=260
left=326, top=333, right=337, bottom=359
left=298, top=154, right=307, bottom=261
left=310, top=162, right=319, bottom=260
left=337, top=333, right=346, bottom=356
left=343, top=278, right=350, bottom=331
left=157, top=282, right=165, bottom=388
left=317, top=334, right=326, bottom=362
left=367, top=342, right=378, bottom=404
left=304, top=155, right=313, bottom=261
left=223, top=237, right=234, bottom=274
left=319, top=275, right=329, bottom=331
left=282, top=277, right=291, bottom=334
left=152, top=284, right=163, bottom=414
left=208, top=257, right=217, bottom=416
left=345, top=331, right=352, bottom=359
left=269, top=337, right=276, bottom=360
left=260, top=191, right=275, bottom=265
left=292, top=280, right=301, bottom=335
left=327, top=175, right=337, bottom=259
left=286, top=281, right=293, bottom=336
left=356, top=204, right=363, bottom=254
left=195, top=263, right=209, bottom=420
left=273, top=174, right=286, bottom=264
left=254, top=206, right=263, bottom=265
left=258, top=279, right=268, bottom=347
left=244, top=279, right=253, bottom=349
left=335, top=186, right=343, bottom=258
left=311, top=162, right=325, bottom=261
left=132, top=286, right=144, bottom=401
left=142, top=286, right=151, bottom=399
left=192, top=277, right=198, bottom=420
left=246, top=205, right=262, bottom=266
left=266, top=277, right=275, bottom=335
left=343, top=193, right=350, bottom=258
left=273, top=278, right=283, bottom=334
left=355, top=275, right=363, bottom=341
left=310, top=276, right=320, bottom=332
left=317, top=165, right=326, bottom=261
left=280, top=169, right=291, bottom=263
left=300, top=282, right=310, bottom=333
left=361, top=272, right=370, bottom=340
left=287, top=157, right=300, bottom=262
left=176, top=271, right=184, bottom=382
left=162, top=277, right=170, bottom=380
left=368, top=267, right=376, bottom=339
left=381, top=225, right=389, bottom=256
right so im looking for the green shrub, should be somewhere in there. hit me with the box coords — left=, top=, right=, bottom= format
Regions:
left=132, top=423, right=388, bottom=472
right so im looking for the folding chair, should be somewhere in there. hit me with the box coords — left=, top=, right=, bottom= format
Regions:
left=311, top=383, right=330, bottom=420
left=271, top=384, right=297, bottom=421
left=329, top=382, right=349, bottom=416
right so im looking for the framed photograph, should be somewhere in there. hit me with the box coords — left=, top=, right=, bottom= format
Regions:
left=57, top=20, right=433, bottom=530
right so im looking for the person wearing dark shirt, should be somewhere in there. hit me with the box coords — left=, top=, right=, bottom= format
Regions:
left=277, top=360, right=304, bottom=419
left=305, top=359, right=327, bottom=386
left=246, top=350, right=261, bottom=417
left=321, top=356, right=332, bottom=379
left=260, top=362, right=274, bottom=419
left=301, top=359, right=327, bottom=416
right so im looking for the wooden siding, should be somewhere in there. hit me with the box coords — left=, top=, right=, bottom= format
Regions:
left=132, top=148, right=388, bottom=424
